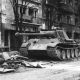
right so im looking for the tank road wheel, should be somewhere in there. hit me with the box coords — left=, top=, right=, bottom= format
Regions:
left=56, top=49, right=61, bottom=59
left=74, top=49, right=78, bottom=57
left=47, top=47, right=54, bottom=58
left=19, top=48, right=28, bottom=57
left=78, top=50, right=80, bottom=57
left=71, top=49, right=75, bottom=58
left=61, top=50, right=66, bottom=60
left=66, top=49, right=70, bottom=59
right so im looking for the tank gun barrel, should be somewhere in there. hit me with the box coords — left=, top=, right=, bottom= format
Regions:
left=15, top=31, right=55, bottom=36
left=15, top=32, right=44, bottom=36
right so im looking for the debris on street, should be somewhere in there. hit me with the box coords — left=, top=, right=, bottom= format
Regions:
left=22, top=61, right=45, bottom=68
left=0, top=68, right=15, bottom=73
left=0, top=51, right=44, bottom=74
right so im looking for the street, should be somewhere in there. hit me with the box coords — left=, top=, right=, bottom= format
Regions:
left=0, top=58, right=80, bottom=80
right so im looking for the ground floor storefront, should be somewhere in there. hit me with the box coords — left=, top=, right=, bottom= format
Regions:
left=0, top=22, right=41, bottom=51
left=0, top=23, right=18, bottom=51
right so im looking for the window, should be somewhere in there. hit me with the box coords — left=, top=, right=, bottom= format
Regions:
left=34, top=10, right=37, bottom=18
left=75, top=18, right=78, bottom=25
left=28, top=8, right=34, bottom=16
left=58, top=15, right=62, bottom=22
left=67, top=16, right=71, bottom=24
left=19, top=6, right=26, bottom=14
left=69, top=0, right=73, bottom=6
left=18, top=6, right=20, bottom=14
left=20, top=6, right=22, bottom=13
left=64, top=0, right=66, bottom=4
left=46, top=0, right=48, bottom=4
left=23, top=7, right=26, bottom=14
left=75, top=0, right=78, bottom=5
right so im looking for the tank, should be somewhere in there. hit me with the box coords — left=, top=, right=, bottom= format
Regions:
left=19, top=29, right=80, bottom=60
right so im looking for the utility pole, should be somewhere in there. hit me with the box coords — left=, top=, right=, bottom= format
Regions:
left=15, top=0, right=18, bottom=32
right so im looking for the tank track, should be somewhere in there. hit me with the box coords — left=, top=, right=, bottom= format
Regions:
left=47, top=46, right=80, bottom=60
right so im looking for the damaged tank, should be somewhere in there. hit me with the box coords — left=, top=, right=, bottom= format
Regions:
left=19, top=29, right=80, bottom=60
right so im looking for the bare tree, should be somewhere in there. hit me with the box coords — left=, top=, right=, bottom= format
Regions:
left=10, top=0, right=30, bottom=32
left=10, top=0, right=19, bottom=31
left=9, top=0, right=30, bottom=50
left=43, top=0, right=62, bottom=30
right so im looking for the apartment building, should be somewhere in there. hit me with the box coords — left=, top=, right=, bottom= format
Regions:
left=16, top=0, right=42, bottom=32
left=0, top=0, right=42, bottom=50
left=58, top=0, right=80, bottom=39
left=0, top=0, right=15, bottom=51
left=43, top=0, right=80, bottom=39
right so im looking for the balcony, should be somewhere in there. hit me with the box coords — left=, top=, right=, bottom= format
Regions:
left=27, top=0, right=41, bottom=5
left=59, top=3, right=74, bottom=14
left=32, top=17, right=42, bottom=25
left=18, top=14, right=42, bottom=25
left=22, top=15, right=32, bottom=22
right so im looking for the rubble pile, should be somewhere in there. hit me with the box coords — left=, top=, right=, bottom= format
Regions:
left=0, top=51, right=43, bottom=73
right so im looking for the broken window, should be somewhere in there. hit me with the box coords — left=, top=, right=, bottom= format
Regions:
left=18, top=6, right=20, bottom=14
left=18, top=5, right=26, bottom=14
left=28, top=8, right=34, bottom=16
left=67, top=16, right=71, bottom=24
left=20, top=6, right=22, bottom=13
left=23, top=6, right=26, bottom=14
left=64, top=0, right=66, bottom=4
left=34, top=9, right=38, bottom=18
left=75, top=18, right=78, bottom=25
left=69, top=0, right=73, bottom=6
left=75, top=0, right=78, bottom=5
left=58, top=14, right=62, bottom=22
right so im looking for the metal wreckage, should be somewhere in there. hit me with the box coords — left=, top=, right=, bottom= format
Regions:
left=0, top=51, right=42, bottom=73
left=0, top=51, right=27, bottom=73
left=19, top=28, right=80, bottom=60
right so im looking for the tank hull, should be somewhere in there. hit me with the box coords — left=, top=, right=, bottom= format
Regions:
left=19, top=29, right=80, bottom=60
left=28, top=49, right=59, bottom=58
left=28, top=50, right=47, bottom=56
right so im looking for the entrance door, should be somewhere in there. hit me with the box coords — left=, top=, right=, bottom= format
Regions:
left=4, top=30, right=9, bottom=51
left=10, top=30, right=16, bottom=50
left=4, top=30, right=8, bottom=46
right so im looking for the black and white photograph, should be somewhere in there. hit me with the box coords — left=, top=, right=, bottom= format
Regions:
left=0, top=0, right=80, bottom=80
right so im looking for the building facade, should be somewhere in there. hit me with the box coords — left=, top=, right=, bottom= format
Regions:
left=43, top=0, right=80, bottom=39
left=0, top=0, right=15, bottom=51
left=0, top=0, right=43, bottom=51
left=58, top=0, right=80, bottom=39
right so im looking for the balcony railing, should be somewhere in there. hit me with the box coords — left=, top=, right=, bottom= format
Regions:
left=19, top=14, right=42, bottom=25
left=59, top=20, right=75, bottom=26
left=59, top=3, right=74, bottom=13
left=28, top=0, right=41, bottom=5
left=22, top=15, right=31, bottom=21
left=32, top=17, right=42, bottom=24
